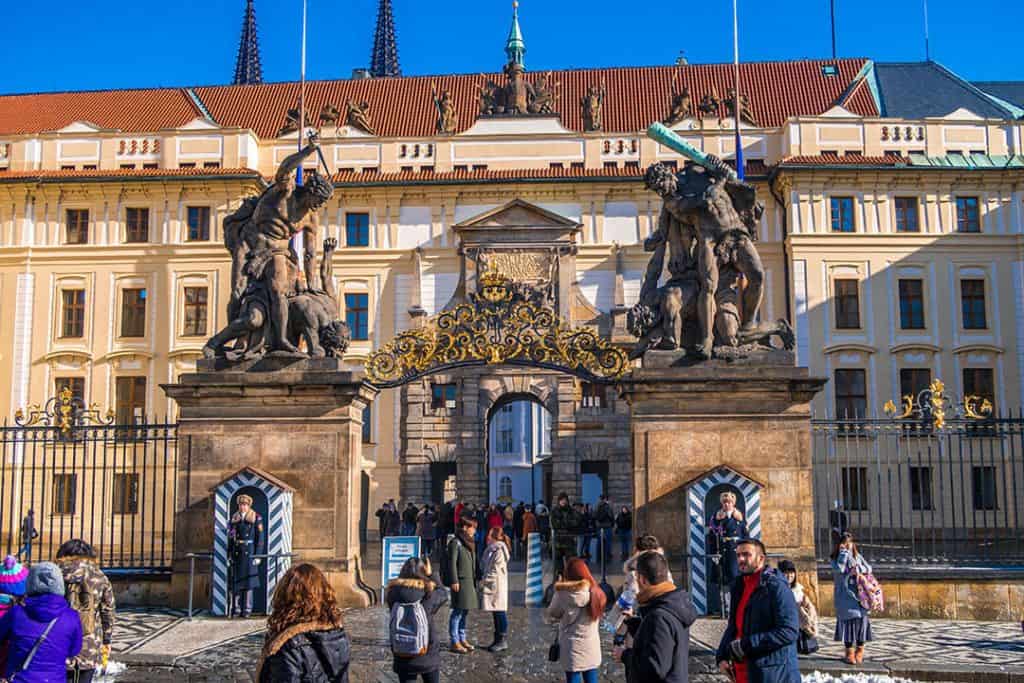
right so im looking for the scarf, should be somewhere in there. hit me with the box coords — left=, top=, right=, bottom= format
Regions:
left=456, top=528, right=476, bottom=553
left=637, top=581, right=676, bottom=605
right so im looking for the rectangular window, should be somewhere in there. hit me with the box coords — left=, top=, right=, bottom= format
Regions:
left=581, top=382, right=607, bottom=409
left=182, top=286, right=208, bottom=337
left=345, top=212, right=370, bottom=247
left=120, top=288, right=147, bottom=337
left=834, top=369, right=867, bottom=420
left=431, top=383, right=457, bottom=410
left=899, top=368, right=931, bottom=402
left=956, top=196, right=980, bottom=233
left=972, top=466, right=998, bottom=510
left=345, top=293, right=369, bottom=340
left=898, top=279, right=925, bottom=329
left=362, top=405, right=372, bottom=444
left=61, top=289, right=86, bottom=338
left=125, top=207, right=149, bottom=242
left=962, top=367, right=995, bottom=406
left=909, top=466, right=934, bottom=511
left=52, top=474, right=77, bottom=515
left=115, top=376, right=146, bottom=426
left=960, top=279, right=987, bottom=329
left=841, top=466, right=868, bottom=511
left=499, top=427, right=515, bottom=453
left=54, top=377, right=85, bottom=403
left=833, top=279, right=860, bottom=329
left=894, top=197, right=920, bottom=233
left=186, top=206, right=211, bottom=241
left=112, top=473, right=139, bottom=515
left=830, top=196, right=855, bottom=232
left=65, top=209, right=89, bottom=244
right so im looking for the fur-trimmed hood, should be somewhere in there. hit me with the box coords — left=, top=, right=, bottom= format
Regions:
left=554, top=579, right=591, bottom=607
left=262, top=621, right=341, bottom=659
left=257, top=621, right=349, bottom=682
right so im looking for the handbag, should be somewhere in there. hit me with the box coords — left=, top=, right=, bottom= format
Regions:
left=547, top=632, right=560, bottom=662
left=797, top=630, right=819, bottom=655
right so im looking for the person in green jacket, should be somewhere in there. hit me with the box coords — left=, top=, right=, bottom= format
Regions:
left=445, top=516, right=478, bottom=653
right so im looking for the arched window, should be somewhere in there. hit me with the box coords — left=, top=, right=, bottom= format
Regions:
left=498, top=475, right=513, bottom=501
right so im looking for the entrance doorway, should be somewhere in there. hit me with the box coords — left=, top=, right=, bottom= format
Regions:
left=430, top=462, right=457, bottom=505
left=486, top=396, right=553, bottom=504
left=580, top=461, right=608, bottom=506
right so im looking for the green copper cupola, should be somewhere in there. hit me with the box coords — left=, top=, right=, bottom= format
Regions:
left=505, top=0, right=526, bottom=68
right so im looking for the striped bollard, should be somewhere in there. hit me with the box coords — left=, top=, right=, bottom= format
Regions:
left=525, top=532, right=544, bottom=607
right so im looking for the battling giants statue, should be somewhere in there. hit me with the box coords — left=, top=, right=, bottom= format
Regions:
left=203, top=135, right=351, bottom=360
left=629, top=124, right=794, bottom=360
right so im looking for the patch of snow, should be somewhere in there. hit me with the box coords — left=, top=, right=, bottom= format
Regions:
left=803, top=672, right=919, bottom=683
left=94, top=661, right=128, bottom=681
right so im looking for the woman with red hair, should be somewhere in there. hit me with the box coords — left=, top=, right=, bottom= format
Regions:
left=257, top=563, right=350, bottom=682
left=544, top=557, right=606, bottom=683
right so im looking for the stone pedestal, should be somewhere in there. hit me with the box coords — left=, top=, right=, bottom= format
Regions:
left=162, top=357, right=378, bottom=608
left=618, top=356, right=826, bottom=564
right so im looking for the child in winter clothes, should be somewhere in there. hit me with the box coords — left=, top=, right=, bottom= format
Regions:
left=0, top=555, right=29, bottom=673
left=778, top=559, right=818, bottom=640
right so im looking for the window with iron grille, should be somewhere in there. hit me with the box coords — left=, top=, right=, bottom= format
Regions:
left=972, top=466, right=998, bottom=510
left=186, top=206, right=210, bottom=241
left=899, top=368, right=931, bottom=403
left=113, top=473, right=139, bottom=515
left=909, top=466, right=934, bottom=511
left=125, top=207, right=149, bottom=243
left=345, top=293, right=368, bottom=340
left=581, top=382, right=607, bottom=409
left=834, top=369, right=867, bottom=420
left=431, top=383, right=456, bottom=410
left=54, top=377, right=85, bottom=403
left=346, top=213, right=370, bottom=247
left=121, top=288, right=147, bottom=337
left=61, top=289, right=85, bottom=338
left=53, top=474, right=77, bottom=515
left=960, top=279, right=987, bottom=329
left=955, top=197, right=980, bottom=233
left=841, top=466, right=868, bottom=511
left=962, top=367, right=995, bottom=406
left=830, top=197, right=855, bottom=232
left=833, top=279, right=860, bottom=329
left=65, top=209, right=89, bottom=244
left=115, top=376, right=146, bottom=425
left=894, top=197, right=920, bottom=232
left=898, top=279, right=925, bottom=329
left=182, top=286, right=208, bottom=337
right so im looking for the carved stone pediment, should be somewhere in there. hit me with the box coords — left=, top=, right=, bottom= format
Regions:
left=453, top=199, right=581, bottom=247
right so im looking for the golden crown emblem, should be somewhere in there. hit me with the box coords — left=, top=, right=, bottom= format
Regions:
left=479, top=265, right=512, bottom=303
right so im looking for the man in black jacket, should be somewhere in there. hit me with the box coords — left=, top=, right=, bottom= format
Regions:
left=619, top=551, right=698, bottom=683
left=595, top=494, right=616, bottom=561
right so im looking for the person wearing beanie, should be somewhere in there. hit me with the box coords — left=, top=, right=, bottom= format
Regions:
left=0, top=562, right=82, bottom=682
left=57, top=539, right=116, bottom=682
left=0, top=555, right=28, bottom=675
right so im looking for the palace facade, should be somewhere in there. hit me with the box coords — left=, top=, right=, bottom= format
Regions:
left=1, top=5, right=1023, bottom=514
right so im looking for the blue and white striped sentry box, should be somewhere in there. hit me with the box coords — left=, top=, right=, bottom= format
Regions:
left=524, top=532, right=544, bottom=607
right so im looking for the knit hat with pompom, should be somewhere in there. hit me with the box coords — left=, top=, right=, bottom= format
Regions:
left=0, top=555, right=28, bottom=597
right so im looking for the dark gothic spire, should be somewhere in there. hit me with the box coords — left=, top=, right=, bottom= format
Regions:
left=233, top=0, right=263, bottom=85
left=369, top=0, right=401, bottom=78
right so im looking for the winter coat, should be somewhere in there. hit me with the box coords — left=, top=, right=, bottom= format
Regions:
left=445, top=534, right=478, bottom=611
left=257, top=623, right=350, bottom=683
left=417, top=511, right=436, bottom=540
left=622, top=583, right=698, bottom=683
left=487, top=510, right=504, bottom=530
left=831, top=550, right=872, bottom=621
left=616, top=511, right=633, bottom=532
left=521, top=511, right=538, bottom=540
left=0, top=593, right=83, bottom=683
left=551, top=504, right=582, bottom=548
left=595, top=502, right=615, bottom=529
left=57, top=556, right=116, bottom=672
left=385, top=577, right=449, bottom=677
left=790, top=583, right=818, bottom=637
left=480, top=540, right=510, bottom=612
left=715, top=569, right=800, bottom=683
left=544, top=580, right=601, bottom=673
left=0, top=598, right=12, bottom=674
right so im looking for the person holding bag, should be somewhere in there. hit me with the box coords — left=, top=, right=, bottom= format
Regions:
left=480, top=527, right=511, bottom=653
left=0, top=562, right=83, bottom=683
left=831, top=533, right=874, bottom=665
left=778, top=559, right=818, bottom=656
left=544, top=557, right=606, bottom=683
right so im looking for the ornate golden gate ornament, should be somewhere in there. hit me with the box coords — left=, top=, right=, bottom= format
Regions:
left=882, top=379, right=993, bottom=430
left=365, top=267, right=629, bottom=388
left=15, top=386, right=115, bottom=435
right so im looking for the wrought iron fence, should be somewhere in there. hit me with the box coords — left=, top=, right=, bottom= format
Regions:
left=812, top=385, right=1023, bottom=564
left=1, top=394, right=178, bottom=571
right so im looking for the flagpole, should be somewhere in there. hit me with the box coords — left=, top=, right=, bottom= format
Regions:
left=922, top=0, right=931, bottom=61
left=297, top=0, right=308, bottom=186
left=732, top=0, right=745, bottom=180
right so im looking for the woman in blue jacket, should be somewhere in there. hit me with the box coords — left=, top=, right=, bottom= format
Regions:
left=831, top=532, right=873, bottom=665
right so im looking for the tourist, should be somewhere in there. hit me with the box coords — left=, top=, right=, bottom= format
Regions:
left=502, top=503, right=515, bottom=553
left=831, top=533, right=873, bottom=665
left=521, top=505, right=538, bottom=545
left=622, top=535, right=673, bottom=609
left=18, top=511, right=38, bottom=565
left=257, top=563, right=349, bottom=682
left=437, top=501, right=454, bottom=540
left=615, top=506, right=633, bottom=561
left=417, top=505, right=436, bottom=558
left=778, top=559, right=819, bottom=655
left=385, top=556, right=448, bottom=683
left=595, top=495, right=615, bottom=562
left=487, top=504, right=504, bottom=531
left=57, top=539, right=116, bottom=683
left=445, top=517, right=478, bottom=653
left=0, top=562, right=83, bottom=683
left=575, top=503, right=592, bottom=559
left=228, top=494, right=264, bottom=618
left=708, top=490, right=748, bottom=613
left=480, top=527, right=511, bottom=652
left=453, top=499, right=465, bottom=528
left=0, top=555, right=28, bottom=673
left=402, top=502, right=420, bottom=536
left=618, top=551, right=697, bottom=683
left=536, top=500, right=551, bottom=556
left=544, top=557, right=606, bottom=683
left=715, top=539, right=800, bottom=683
left=386, top=503, right=402, bottom=537
left=376, top=501, right=394, bottom=541
left=513, top=502, right=526, bottom=557
left=551, top=493, right=580, bottom=580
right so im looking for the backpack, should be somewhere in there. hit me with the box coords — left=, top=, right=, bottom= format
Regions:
left=389, top=601, right=429, bottom=658
left=853, top=572, right=884, bottom=612
left=66, top=578, right=97, bottom=636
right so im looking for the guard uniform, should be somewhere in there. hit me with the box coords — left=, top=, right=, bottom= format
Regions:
left=708, top=511, right=748, bottom=612
left=228, top=497, right=264, bottom=617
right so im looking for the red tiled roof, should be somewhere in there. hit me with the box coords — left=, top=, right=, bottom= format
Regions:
left=0, top=88, right=203, bottom=136
left=194, top=58, right=877, bottom=139
left=0, top=167, right=261, bottom=182
left=838, top=76, right=878, bottom=114
left=779, top=153, right=901, bottom=167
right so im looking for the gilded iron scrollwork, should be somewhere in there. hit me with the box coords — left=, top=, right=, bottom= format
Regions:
left=365, top=267, right=629, bottom=388
left=15, top=386, right=115, bottom=435
left=882, top=379, right=993, bottom=430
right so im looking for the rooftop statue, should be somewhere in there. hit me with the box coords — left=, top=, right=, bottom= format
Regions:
left=203, top=134, right=350, bottom=361
left=432, top=84, right=459, bottom=135
left=345, top=99, right=377, bottom=135
left=629, top=123, right=794, bottom=361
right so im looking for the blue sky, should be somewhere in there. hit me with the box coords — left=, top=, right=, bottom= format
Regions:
left=1, top=0, right=1020, bottom=94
